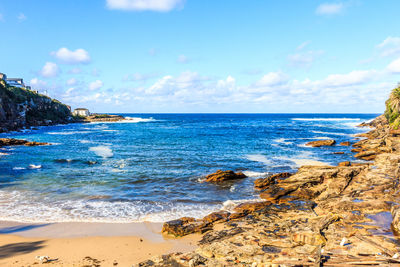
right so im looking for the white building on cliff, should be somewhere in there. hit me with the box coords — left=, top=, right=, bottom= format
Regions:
left=73, top=108, right=90, bottom=117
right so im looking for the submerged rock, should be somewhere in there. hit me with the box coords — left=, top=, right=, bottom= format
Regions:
left=0, top=138, right=49, bottom=147
left=338, top=161, right=351, bottom=166
left=205, top=170, right=246, bottom=182
left=340, top=141, right=351, bottom=146
left=306, top=139, right=336, bottom=147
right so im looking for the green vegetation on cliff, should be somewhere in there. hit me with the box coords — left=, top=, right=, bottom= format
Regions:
left=385, top=85, right=400, bottom=129
left=0, top=79, right=72, bottom=131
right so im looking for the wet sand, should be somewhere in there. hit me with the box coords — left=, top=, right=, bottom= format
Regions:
left=0, top=221, right=200, bottom=266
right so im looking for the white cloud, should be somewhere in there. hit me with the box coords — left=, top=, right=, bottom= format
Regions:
left=256, top=72, right=288, bottom=87
left=30, top=78, right=48, bottom=89
left=106, top=0, right=185, bottom=12
left=297, top=41, right=311, bottom=50
left=40, top=62, right=59, bottom=78
left=66, top=78, right=77, bottom=86
left=320, top=70, right=375, bottom=87
left=316, top=3, right=344, bottom=15
left=387, top=57, right=400, bottom=73
left=17, top=13, right=27, bottom=22
left=89, top=80, right=104, bottom=90
left=377, top=37, right=400, bottom=57
left=68, top=67, right=82, bottom=74
left=288, top=50, right=324, bottom=68
left=51, top=47, right=91, bottom=64
left=177, top=54, right=190, bottom=64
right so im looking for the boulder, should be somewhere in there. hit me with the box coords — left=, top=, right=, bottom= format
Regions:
left=254, top=172, right=291, bottom=190
left=306, top=140, right=336, bottom=147
left=162, top=217, right=211, bottom=237
left=202, top=211, right=230, bottom=224
left=338, top=161, right=351, bottom=167
left=205, top=170, right=246, bottom=182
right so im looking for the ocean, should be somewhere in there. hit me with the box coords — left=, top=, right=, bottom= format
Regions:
left=0, top=113, right=377, bottom=223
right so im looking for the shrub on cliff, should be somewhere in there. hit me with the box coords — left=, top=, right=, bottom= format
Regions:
left=385, top=85, right=400, bottom=129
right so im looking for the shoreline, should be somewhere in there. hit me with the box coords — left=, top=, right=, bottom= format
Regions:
left=0, top=221, right=200, bottom=266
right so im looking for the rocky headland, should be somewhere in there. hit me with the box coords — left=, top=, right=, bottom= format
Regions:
left=0, top=79, right=72, bottom=133
left=135, top=89, right=400, bottom=266
left=75, top=113, right=126, bottom=123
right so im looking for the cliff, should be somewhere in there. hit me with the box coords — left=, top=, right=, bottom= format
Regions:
left=0, top=80, right=72, bottom=132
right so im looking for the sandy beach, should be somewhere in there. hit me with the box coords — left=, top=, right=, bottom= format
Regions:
left=0, top=221, right=200, bottom=266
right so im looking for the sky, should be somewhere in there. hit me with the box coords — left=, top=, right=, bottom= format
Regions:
left=0, top=0, right=400, bottom=113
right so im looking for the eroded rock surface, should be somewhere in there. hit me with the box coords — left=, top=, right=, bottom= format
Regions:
left=204, top=170, right=246, bottom=182
left=306, top=139, right=336, bottom=147
left=137, top=114, right=400, bottom=266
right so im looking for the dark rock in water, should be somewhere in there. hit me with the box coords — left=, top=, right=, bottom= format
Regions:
left=205, top=170, right=246, bottom=182
left=0, top=138, right=49, bottom=147
left=306, top=139, right=336, bottom=147
left=340, top=141, right=351, bottom=146
left=333, top=152, right=345, bottom=154
left=338, top=161, right=351, bottom=167
left=162, top=217, right=211, bottom=237
left=254, top=172, right=292, bottom=190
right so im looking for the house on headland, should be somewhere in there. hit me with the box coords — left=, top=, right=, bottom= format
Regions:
left=72, top=108, right=90, bottom=117
left=6, top=78, right=25, bottom=88
left=0, top=73, right=7, bottom=81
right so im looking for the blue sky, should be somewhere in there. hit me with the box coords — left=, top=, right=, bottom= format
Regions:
left=1, top=0, right=400, bottom=113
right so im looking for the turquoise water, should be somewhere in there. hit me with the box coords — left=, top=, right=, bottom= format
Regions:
left=0, top=114, right=377, bottom=223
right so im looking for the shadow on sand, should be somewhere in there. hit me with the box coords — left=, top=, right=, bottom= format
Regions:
left=0, top=240, right=46, bottom=259
left=0, top=224, right=51, bottom=234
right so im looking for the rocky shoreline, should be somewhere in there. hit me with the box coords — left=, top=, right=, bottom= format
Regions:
left=135, top=114, right=400, bottom=266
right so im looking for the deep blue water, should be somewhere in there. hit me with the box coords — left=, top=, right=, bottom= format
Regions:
left=0, top=113, right=377, bottom=222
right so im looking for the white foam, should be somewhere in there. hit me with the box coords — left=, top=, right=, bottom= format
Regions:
left=48, top=131, right=91, bottom=135
left=311, top=131, right=349, bottom=136
left=274, top=138, right=293, bottom=145
left=242, top=171, right=269, bottom=178
left=246, top=154, right=271, bottom=165
left=0, top=190, right=220, bottom=223
left=90, top=117, right=158, bottom=124
left=221, top=198, right=263, bottom=212
left=28, top=164, right=42, bottom=169
left=89, top=146, right=113, bottom=158
left=292, top=118, right=361, bottom=122
left=13, top=167, right=26, bottom=170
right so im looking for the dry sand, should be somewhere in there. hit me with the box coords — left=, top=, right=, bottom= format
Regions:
left=0, top=221, right=200, bottom=266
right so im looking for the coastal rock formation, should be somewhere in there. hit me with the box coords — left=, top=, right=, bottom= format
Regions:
left=254, top=172, right=291, bottom=190
left=0, top=138, right=49, bottom=147
left=141, top=106, right=400, bottom=266
left=204, top=170, right=246, bottom=182
left=0, top=80, right=72, bottom=132
left=76, top=114, right=125, bottom=123
left=340, top=141, right=351, bottom=146
left=305, top=139, right=336, bottom=147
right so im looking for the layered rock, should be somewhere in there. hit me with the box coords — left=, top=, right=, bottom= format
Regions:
left=139, top=112, right=400, bottom=266
left=204, top=170, right=246, bottom=182
left=306, top=139, right=336, bottom=147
